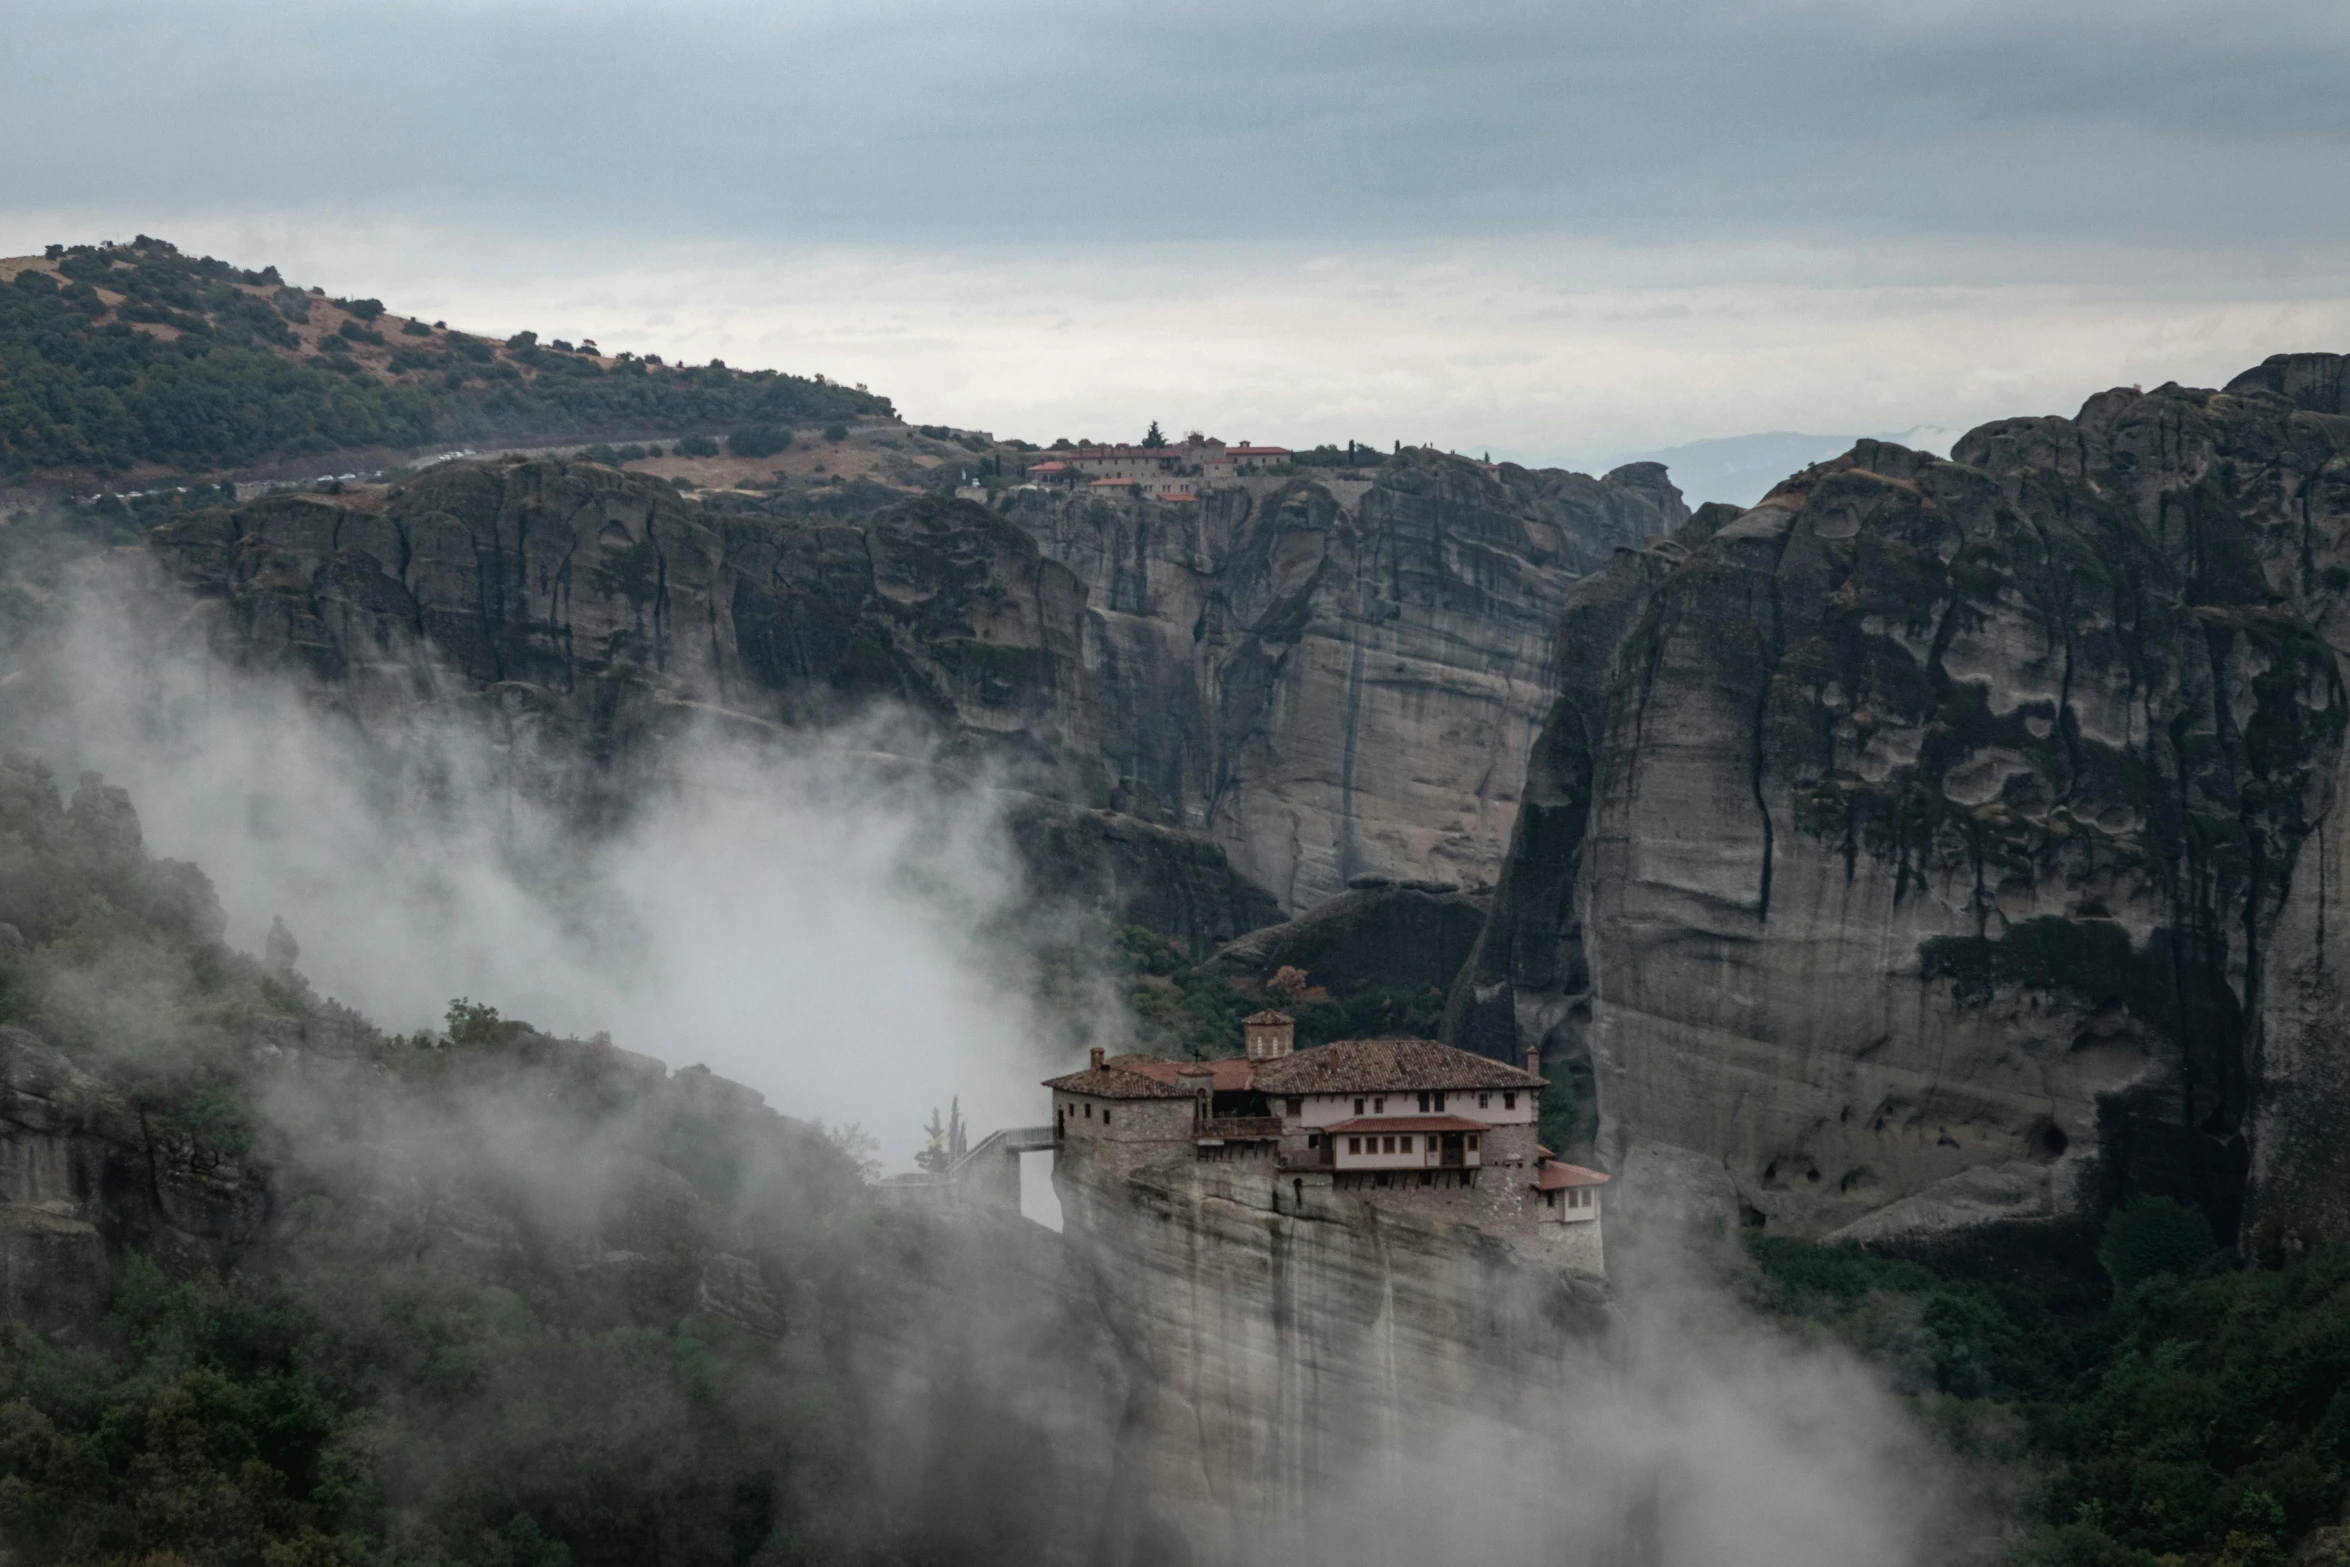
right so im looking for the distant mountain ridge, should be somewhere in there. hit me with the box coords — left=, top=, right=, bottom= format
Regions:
left=0, top=236, right=889, bottom=485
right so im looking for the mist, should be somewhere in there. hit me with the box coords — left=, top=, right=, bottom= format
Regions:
left=13, top=542, right=1074, bottom=1163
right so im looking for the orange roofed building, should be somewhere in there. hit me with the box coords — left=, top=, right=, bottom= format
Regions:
left=1043, top=1010, right=1607, bottom=1272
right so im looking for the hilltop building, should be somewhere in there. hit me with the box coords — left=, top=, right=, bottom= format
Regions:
left=1043, top=1010, right=1606, bottom=1272
left=1027, top=433, right=1293, bottom=496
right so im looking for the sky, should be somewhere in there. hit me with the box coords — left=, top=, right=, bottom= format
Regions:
left=8, top=0, right=2349, bottom=475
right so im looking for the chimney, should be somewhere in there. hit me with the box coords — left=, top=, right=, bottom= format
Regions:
left=1525, top=1044, right=1543, bottom=1080
left=1089, top=1046, right=1105, bottom=1070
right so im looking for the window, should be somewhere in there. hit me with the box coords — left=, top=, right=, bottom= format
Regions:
left=1308, top=1133, right=1321, bottom=1148
left=1503, top=1092, right=1517, bottom=1110
left=1546, top=1190, right=1557, bottom=1208
left=1433, top=1092, right=1446, bottom=1112
left=1084, top=1103, right=1093, bottom=1119
left=1478, top=1092, right=1490, bottom=1109
left=1348, top=1137, right=1362, bottom=1154
left=1286, top=1097, right=1304, bottom=1117
left=1382, top=1136, right=1396, bottom=1154
left=1103, top=1109, right=1112, bottom=1126
left=1354, top=1097, right=1366, bottom=1115
left=1417, top=1092, right=1430, bottom=1113
left=1373, top=1096, right=1386, bottom=1113
left=1401, top=1136, right=1413, bottom=1153
left=1467, top=1133, right=1480, bottom=1152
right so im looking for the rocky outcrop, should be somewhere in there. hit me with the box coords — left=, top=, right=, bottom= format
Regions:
left=1454, top=360, right=2350, bottom=1253
left=149, top=461, right=1100, bottom=781
left=1004, top=452, right=1687, bottom=908
left=1201, top=875, right=1490, bottom=996
left=142, top=458, right=1277, bottom=947
left=0, top=1025, right=270, bottom=1340
left=1052, top=1154, right=1604, bottom=1561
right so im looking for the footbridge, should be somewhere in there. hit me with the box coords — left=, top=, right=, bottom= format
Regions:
left=874, top=1125, right=1059, bottom=1216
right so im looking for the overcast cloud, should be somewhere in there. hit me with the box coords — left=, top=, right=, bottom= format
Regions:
left=6, top=0, right=2348, bottom=466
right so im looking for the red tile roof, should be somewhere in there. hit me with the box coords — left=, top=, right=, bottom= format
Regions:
left=1535, top=1161, right=1609, bottom=1190
left=1323, top=1115, right=1488, bottom=1135
left=1253, top=1037, right=1543, bottom=1094
left=1224, top=445, right=1291, bottom=456
left=1042, top=1064, right=1182, bottom=1099
left=1109, top=1054, right=1255, bottom=1093
left=1089, top=477, right=1137, bottom=487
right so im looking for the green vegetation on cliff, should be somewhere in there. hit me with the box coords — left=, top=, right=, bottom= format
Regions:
left=0, top=238, right=890, bottom=481
left=1742, top=1217, right=2350, bottom=1567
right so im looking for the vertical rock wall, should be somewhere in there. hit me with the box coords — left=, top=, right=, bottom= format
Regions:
left=1455, top=360, right=2350, bottom=1252
left=1006, top=453, right=1687, bottom=908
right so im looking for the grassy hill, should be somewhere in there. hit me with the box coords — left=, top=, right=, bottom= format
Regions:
left=0, top=236, right=892, bottom=485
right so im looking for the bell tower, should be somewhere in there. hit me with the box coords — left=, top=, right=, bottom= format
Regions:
left=1243, top=1010, right=1295, bottom=1061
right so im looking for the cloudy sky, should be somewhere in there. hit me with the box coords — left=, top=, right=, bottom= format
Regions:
left=7, top=0, right=2347, bottom=477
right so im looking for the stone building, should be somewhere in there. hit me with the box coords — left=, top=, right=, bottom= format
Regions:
left=1043, top=1011, right=1608, bottom=1272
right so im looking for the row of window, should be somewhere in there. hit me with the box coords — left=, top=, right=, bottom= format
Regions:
left=1543, top=1186, right=1597, bottom=1210
left=1345, top=1133, right=1480, bottom=1156
left=1063, top=1103, right=1113, bottom=1127
left=1325, top=1090, right=1519, bottom=1116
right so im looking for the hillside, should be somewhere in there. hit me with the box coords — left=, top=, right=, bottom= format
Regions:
left=0, top=237, right=891, bottom=486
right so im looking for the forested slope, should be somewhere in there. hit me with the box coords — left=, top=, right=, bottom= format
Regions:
left=0, top=237, right=890, bottom=482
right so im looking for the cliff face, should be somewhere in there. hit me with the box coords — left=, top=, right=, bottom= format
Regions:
left=140, top=459, right=1274, bottom=954
left=1051, top=1154, right=1606, bottom=1561
left=1454, top=358, right=2350, bottom=1252
left=1004, top=453, right=1688, bottom=909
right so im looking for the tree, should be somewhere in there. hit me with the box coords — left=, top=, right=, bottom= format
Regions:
left=1142, top=420, right=1166, bottom=448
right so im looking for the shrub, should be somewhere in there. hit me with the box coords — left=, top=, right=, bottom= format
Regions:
left=504, top=330, right=538, bottom=351
left=451, top=334, right=494, bottom=363
left=728, top=424, right=790, bottom=458
left=400, top=319, right=432, bottom=336
left=337, top=320, right=385, bottom=346
left=2098, top=1195, right=2219, bottom=1289
left=337, top=296, right=385, bottom=321
left=823, top=423, right=848, bottom=443
left=582, top=444, right=621, bottom=465
left=615, top=443, right=648, bottom=461
left=673, top=433, right=719, bottom=458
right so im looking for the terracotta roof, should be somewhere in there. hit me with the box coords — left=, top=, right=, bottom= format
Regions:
left=1109, top=1054, right=1255, bottom=1093
left=1029, top=461, right=1071, bottom=472
left=1535, top=1161, right=1610, bottom=1191
left=1243, top=1010, right=1294, bottom=1026
left=1042, top=1064, right=1182, bottom=1098
left=1324, top=1115, right=1488, bottom=1135
left=1252, top=1037, right=1543, bottom=1094
left=1160, top=491, right=1199, bottom=502
left=1089, top=477, right=1138, bottom=487
left=1224, top=445, right=1291, bottom=456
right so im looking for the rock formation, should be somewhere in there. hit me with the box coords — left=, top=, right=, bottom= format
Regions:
left=139, top=458, right=1273, bottom=953
left=1004, top=452, right=1688, bottom=907
left=1454, top=356, right=2350, bottom=1255
left=1051, top=1152, right=1606, bottom=1561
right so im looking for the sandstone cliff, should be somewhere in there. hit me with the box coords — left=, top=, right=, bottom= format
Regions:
left=1454, top=356, right=2350, bottom=1255
left=136, top=458, right=1275, bottom=955
left=1051, top=1152, right=1607, bottom=1562
left=1004, top=452, right=1688, bottom=908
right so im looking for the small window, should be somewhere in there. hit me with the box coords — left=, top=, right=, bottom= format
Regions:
left=1308, top=1132, right=1321, bottom=1148
left=1546, top=1189, right=1557, bottom=1208
left=1433, top=1091, right=1446, bottom=1112
left=1085, top=1103, right=1093, bottom=1119
left=1467, top=1133, right=1480, bottom=1151
left=1478, top=1092, right=1490, bottom=1109
left=1401, top=1135, right=1413, bottom=1153
left=1373, top=1096, right=1386, bottom=1113
left=1417, top=1092, right=1430, bottom=1113
left=1103, top=1109, right=1112, bottom=1127
left=1349, top=1137, right=1362, bottom=1154
left=1503, top=1092, right=1517, bottom=1110
left=1354, top=1097, right=1366, bottom=1115
left=1286, top=1097, right=1304, bottom=1117
left=1382, top=1136, right=1396, bottom=1154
